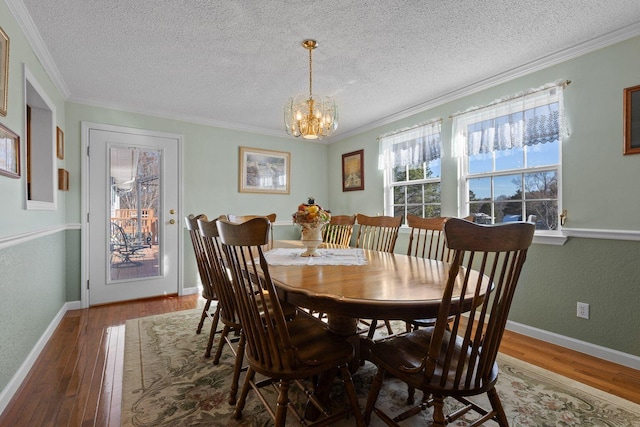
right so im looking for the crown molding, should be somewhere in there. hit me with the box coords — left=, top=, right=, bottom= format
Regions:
left=332, top=20, right=640, bottom=143
left=6, top=0, right=70, bottom=98
left=67, top=95, right=289, bottom=139
left=8, top=0, right=640, bottom=142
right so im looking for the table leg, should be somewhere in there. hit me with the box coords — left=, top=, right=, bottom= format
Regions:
left=304, top=315, right=360, bottom=421
left=327, top=314, right=358, bottom=336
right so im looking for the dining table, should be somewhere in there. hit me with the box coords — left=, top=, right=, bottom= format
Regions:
left=266, top=241, right=490, bottom=336
left=263, top=240, right=491, bottom=420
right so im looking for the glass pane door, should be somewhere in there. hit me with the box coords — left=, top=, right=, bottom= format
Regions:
left=109, top=146, right=161, bottom=281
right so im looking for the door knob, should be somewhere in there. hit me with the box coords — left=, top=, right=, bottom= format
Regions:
left=169, top=219, right=176, bottom=224
left=169, top=209, right=176, bottom=215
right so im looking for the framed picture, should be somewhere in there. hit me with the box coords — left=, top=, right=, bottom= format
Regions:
left=56, top=127, right=64, bottom=159
left=58, top=168, right=69, bottom=191
left=0, top=26, right=9, bottom=117
left=623, top=84, right=640, bottom=155
left=342, top=149, right=364, bottom=191
left=239, top=146, right=290, bottom=194
left=0, top=123, right=20, bottom=178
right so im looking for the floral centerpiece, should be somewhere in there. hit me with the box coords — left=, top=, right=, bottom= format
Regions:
left=292, top=197, right=331, bottom=257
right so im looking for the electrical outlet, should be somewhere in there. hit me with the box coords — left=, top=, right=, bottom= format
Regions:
left=577, top=302, right=589, bottom=319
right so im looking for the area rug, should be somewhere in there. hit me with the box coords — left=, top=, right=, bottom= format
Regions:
left=122, top=309, right=640, bottom=426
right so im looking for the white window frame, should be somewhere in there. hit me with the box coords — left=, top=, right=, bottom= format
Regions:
left=453, top=82, right=568, bottom=240
left=379, top=120, right=442, bottom=221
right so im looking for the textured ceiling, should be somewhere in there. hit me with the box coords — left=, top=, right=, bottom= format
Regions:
left=13, top=0, right=640, bottom=141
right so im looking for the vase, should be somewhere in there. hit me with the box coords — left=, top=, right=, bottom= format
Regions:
left=298, top=221, right=327, bottom=257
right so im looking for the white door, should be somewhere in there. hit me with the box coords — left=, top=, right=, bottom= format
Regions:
left=86, top=125, right=181, bottom=305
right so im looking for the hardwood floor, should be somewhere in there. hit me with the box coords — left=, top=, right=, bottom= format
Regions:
left=0, top=294, right=638, bottom=426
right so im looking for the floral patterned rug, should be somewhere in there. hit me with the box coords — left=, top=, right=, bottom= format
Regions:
left=122, top=309, right=640, bottom=426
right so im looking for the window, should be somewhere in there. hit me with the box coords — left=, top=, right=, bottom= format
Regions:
left=379, top=120, right=442, bottom=220
left=453, top=81, right=568, bottom=230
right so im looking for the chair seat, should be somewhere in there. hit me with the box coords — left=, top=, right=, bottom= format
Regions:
left=363, top=328, right=499, bottom=395
left=248, top=314, right=355, bottom=380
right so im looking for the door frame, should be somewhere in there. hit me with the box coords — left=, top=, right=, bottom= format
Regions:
left=80, top=122, right=185, bottom=308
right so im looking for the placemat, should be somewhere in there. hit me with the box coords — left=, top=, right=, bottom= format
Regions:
left=263, top=247, right=367, bottom=265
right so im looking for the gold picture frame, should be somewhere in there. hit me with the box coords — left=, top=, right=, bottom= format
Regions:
left=56, top=127, right=64, bottom=159
left=342, top=149, right=364, bottom=191
left=0, top=123, right=20, bottom=178
left=58, top=168, right=69, bottom=191
left=0, top=26, right=9, bottom=117
left=239, top=146, right=290, bottom=194
left=623, top=84, right=640, bottom=155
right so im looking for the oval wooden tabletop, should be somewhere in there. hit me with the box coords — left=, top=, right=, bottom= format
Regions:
left=267, top=242, right=488, bottom=320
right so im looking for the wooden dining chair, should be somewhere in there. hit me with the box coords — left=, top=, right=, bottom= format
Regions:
left=216, top=217, right=365, bottom=427
left=405, top=215, right=452, bottom=332
left=197, top=217, right=246, bottom=405
left=355, top=213, right=403, bottom=252
left=362, top=218, right=535, bottom=427
left=355, top=213, right=403, bottom=338
left=226, top=213, right=277, bottom=244
left=406, top=215, right=451, bottom=261
left=322, top=214, right=356, bottom=246
left=226, top=212, right=276, bottom=223
left=185, top=214, right=219, bottom=335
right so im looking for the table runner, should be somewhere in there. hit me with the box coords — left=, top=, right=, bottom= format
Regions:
left=264, top=247, right=367, bottom=265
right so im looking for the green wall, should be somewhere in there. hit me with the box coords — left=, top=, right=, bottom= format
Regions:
left=0, top=233, right=67, bottom=392
left=2, top=0, right=640, bottom=404
left=0, top=0, right=69, bottom=397
left=328, top=36, right=640, bottom=357
left=63, top=102, right=327, bottom=290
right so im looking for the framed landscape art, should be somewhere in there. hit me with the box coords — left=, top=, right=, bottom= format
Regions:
left=342, top=149, right=364, bottom=191
left=239, top=146, right=290, bottom=194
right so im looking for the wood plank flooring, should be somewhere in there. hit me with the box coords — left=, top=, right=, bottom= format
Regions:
left=0, top=294, right=638, bottom=426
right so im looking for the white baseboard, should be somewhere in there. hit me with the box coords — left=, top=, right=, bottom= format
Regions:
left=0, top=300, right=77, bottom=416
left=2, top=303, right=636, bottom=418
left=181, top=286, right=200, bottom=296
left=506, top=320, right=640, bottom=370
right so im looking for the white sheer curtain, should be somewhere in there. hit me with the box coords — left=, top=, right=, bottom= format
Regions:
left=378, top=119, right=442, bottom=170
left=452, top=80, right=569, bottom=157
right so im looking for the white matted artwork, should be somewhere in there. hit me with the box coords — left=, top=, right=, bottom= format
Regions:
left=239, top=146, right=290, bottom=194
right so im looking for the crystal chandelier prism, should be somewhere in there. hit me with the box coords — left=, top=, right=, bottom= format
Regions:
left=284, top=40, right=338, bottom=140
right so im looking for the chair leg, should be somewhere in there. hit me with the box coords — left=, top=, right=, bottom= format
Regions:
left=366, top=319, right=378, bottom=339
left=233, top=367, right=255, bottom=420
left=339, top=365, right=365, bottom=427
left=384, top=320, right=394, bottom=335
left=274, top=380, right=291, bottom=427
left=229, top=333, right=245, bottom=405
left=213, top=325, right=230, bottom=364
left=196, top=299, right=211, bottom=334
left=487, top=387, right=509, bottom=427
left=204, top=305, right=221, bottom=358
left=406, top=384, right=415, bottom=405
left=363, top=368, right=385, bottom=425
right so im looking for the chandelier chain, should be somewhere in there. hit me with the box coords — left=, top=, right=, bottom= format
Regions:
left=308, top=46, right=313, bottom=98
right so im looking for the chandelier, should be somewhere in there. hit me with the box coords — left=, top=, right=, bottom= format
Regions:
left=284, top=40, right=338, bottom=140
